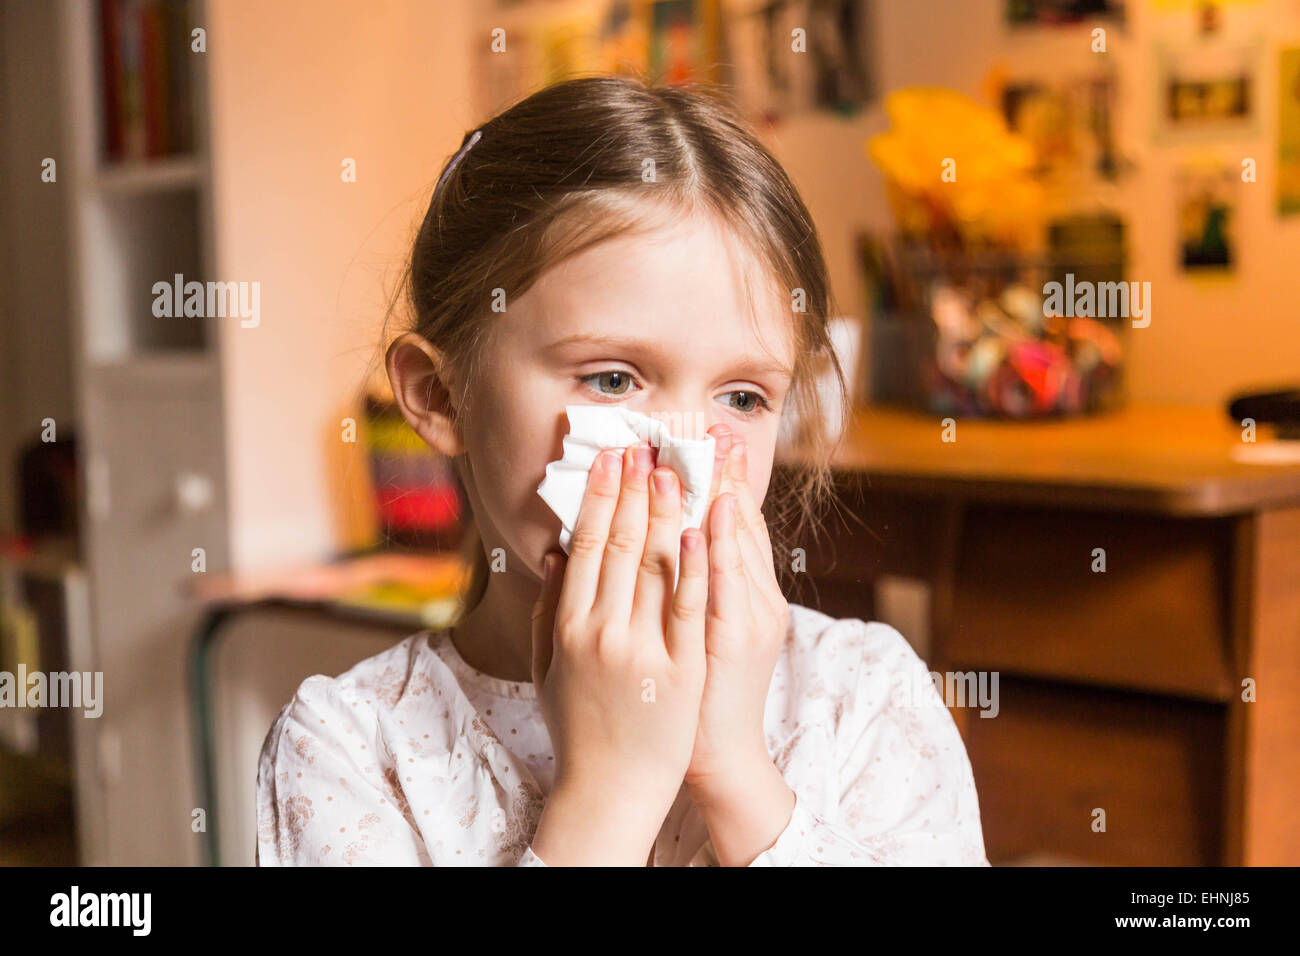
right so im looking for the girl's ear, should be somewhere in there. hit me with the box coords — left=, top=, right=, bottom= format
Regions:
left=385, top=332, right=465, bottom=456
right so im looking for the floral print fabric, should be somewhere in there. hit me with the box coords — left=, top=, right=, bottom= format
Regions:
left=256, top=604, right=990, bottom=866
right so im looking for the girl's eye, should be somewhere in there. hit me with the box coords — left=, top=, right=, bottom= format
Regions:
left=580, top=370, right=638, bottom=397
left=578, top=373, right=771, bottom=416
left=721, top=391, right=773, bottom=417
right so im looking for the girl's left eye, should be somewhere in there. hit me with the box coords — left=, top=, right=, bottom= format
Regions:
left=579, top=370, right=639, bottom=397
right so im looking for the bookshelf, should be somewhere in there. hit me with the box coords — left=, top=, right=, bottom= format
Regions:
left=58, top=0, right=230, bottom=865
left=66, top=0, right=216, bottom=362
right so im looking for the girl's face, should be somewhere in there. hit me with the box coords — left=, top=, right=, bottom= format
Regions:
left=458, top=210, right=796, bottom=580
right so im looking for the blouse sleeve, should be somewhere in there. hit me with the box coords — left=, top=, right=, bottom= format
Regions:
left=748, top=621, right=990, bottom=867
left=256, top=675, right=432, bottom=866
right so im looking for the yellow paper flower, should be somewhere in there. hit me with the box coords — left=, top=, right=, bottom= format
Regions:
left=868, top=87, right=1043, bottom=246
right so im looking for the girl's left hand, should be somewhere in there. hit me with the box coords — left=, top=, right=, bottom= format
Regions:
left=683, top=425, right=790, bottom=792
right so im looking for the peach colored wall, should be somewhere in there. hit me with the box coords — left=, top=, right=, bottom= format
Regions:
left=207, top=0, right=475, bottom=571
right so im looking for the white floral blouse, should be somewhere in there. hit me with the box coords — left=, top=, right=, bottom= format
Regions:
left=255, top=603, right=990, bottom=866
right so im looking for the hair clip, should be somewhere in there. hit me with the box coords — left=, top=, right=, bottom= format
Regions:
left=420, top=128, right=482, bottom=238
left=433, top=129, right=482, bottom=201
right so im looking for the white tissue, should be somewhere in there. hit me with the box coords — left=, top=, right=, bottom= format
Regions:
left=536, top=405, right=717, bottom=561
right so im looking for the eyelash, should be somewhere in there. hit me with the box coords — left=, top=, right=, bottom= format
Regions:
left=578, top=370, right=773, bottom=417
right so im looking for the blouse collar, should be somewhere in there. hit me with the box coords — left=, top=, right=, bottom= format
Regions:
left=426, top=628, right=538, bottom=701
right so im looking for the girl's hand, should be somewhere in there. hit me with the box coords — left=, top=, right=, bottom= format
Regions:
left=529, top=441, right=709, bottom=866
left=685, top=426, right=796, bottom=865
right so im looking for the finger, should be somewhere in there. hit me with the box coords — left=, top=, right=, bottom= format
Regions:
left=630, top=465, right=682, bottom=637
left=706, top=492, right=748, bottom=631
left=591, top=442, right=655, bottom=625
left=724, top=438, right=781, bottom=595
left=724, top=436, right=771, bottom=553
left=666, top=526, right=708, bottom=664
left=702, top=424, right=734, bottom=549
left=560, top=448, right=624, bottom=618
left=531, top=551, right=565, bottom=684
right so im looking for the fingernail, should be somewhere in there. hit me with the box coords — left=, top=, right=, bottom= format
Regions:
left=632, top=443, right=654, bottom=475
left=598, top=450, right=620, bottom=475
left=730, top=439, right=747, bottom=461
left=652, top=468, right=674, bottom=495
left=682, top=529, right=700, bottom=552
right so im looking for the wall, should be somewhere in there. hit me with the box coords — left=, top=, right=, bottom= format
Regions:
left=206, top=0, right=475, bottom=573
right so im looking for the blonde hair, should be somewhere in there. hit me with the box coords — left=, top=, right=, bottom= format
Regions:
left=388, top=75, right=849, bottom=616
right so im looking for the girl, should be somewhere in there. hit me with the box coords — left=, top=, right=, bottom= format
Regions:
left=256, top=75, right=989, bottom=867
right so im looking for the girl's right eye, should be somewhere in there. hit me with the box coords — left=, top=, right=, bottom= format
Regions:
left=579, top=370, right=639, bottom=398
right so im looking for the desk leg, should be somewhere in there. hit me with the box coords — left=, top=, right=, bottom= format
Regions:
left=189, top=604, right=241, bottom=868
left=1225, top=507, right=1300, bottom=865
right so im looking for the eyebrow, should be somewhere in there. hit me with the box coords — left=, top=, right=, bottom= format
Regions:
left=543, top=332, right=793, bottom=379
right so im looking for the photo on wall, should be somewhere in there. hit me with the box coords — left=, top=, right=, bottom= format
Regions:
left=733, top=0, right=876, bottom=123
left=1175, top=161, right=1236, bottom=271
left=1001, top=73, right=1125, bottom=181
left=1153, top=37, right=1261, bottom=142
left=804, top=0, right=876, bottom=115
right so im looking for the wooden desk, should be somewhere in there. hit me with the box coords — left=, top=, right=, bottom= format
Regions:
left=783, top=405, right=1300, bottom=866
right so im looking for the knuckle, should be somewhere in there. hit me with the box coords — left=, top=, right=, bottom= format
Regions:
left=604, top=527, right=643, bottom=556
left=568, top=529, right=605, bottom=556
left=639, top=549, right=672, bottom=578
left=650, top=499, right=678, bottom=522
left=587, top=469, right=621, bottom=497
left=552, top=610, right=583, bottom=644
left=594, top=622, right=628, bottom=656
left=671, top=596, right=703, bottom=626
left=618, top=483, right=649, bottom=509
left=672, top=581, right=706, bottom=614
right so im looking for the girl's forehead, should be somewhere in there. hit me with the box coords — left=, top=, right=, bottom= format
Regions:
left=524, top=214, right=792, bottom=354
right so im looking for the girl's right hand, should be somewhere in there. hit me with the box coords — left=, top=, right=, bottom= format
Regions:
left=528, top=441, right=709, bottom=866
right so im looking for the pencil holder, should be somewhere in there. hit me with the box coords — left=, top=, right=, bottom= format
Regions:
left=868, top=241, right=1127, bottom=419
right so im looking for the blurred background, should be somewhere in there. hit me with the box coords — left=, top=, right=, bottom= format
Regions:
left=2, top=0, right=1299, bottom=866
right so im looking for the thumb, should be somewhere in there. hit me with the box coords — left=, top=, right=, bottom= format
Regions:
left=531, top=551, right=564, bottom=685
